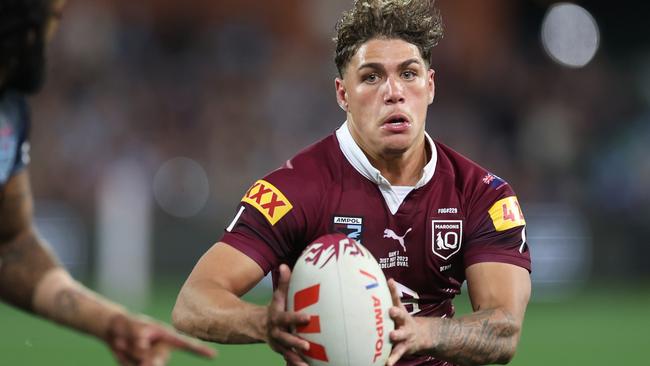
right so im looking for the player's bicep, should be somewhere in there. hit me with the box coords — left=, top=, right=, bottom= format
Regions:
left=0, top=171, right=33, bottom=242
left=184, top=241, right=265, bottom=297
left=465, top=262, right=531, bottom=323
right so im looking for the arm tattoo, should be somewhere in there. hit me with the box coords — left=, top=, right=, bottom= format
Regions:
left=53, top=288, right=82, bottom=320
left=434, top=309, right=519, bottom=365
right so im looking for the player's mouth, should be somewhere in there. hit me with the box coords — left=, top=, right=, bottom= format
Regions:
left=381, top=113, right=411, bottom=133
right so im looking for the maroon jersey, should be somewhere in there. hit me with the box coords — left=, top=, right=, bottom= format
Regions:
left=222, top=123, right=530, bottom=366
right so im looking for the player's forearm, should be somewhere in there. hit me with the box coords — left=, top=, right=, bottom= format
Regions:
left=428, top=308, right=521, bottom=366
left=0, top=229, right=127, bottom=340
left=32, top=268, right=128, bottom=340
left=172, top=279, right=267, bottom=344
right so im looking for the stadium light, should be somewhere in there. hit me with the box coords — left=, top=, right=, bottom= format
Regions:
left=541, top=3, right=600, bottom=68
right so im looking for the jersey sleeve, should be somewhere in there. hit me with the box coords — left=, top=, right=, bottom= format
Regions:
left=0, top=92, right=30, bottom=184
left=220, top=156, right=326, bottom=274
left=12, top=94, right=31, bottom=174
left=462, top=173, right=531, bottom=272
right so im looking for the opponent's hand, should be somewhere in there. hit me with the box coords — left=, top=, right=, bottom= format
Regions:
left=386, top=279, right=431, bottom=366
left=266, top=264, right=311, bottom=366
left=105, top=313, right=216, bottom=366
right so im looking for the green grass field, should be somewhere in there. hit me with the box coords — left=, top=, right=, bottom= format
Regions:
left=1, top=283, right=648, bottom=365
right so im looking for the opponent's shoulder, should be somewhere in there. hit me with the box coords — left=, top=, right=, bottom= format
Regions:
left=0, top=91, right=30, bottom=140
left=0, top=91, right=29, bottom=121
left=0, top=91, right=31, bottom=186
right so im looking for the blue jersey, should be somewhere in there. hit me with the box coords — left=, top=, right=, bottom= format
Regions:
left=0, top=91, right=30, bottom=186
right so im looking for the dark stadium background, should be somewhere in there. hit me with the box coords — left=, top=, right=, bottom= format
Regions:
left=2, top=0, right=649, bottom=365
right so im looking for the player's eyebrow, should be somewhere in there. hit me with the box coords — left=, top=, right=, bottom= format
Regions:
left=398, top=58, right=422, bottom=69
left=357, top=62, right=384, bottom=73
left=357, top=58, right=422, bottom=72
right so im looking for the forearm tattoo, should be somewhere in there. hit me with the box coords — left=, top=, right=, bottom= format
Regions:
left=53, top=288, right=82, bottom=320
left=434, top=309, right=519, bottom=366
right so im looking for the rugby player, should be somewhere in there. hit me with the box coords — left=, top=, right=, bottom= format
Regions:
left=173, top=1, right=531, bottom=365
left=0, top=0, right=215, bottom=364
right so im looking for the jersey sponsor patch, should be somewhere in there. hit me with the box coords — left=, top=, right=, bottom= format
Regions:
left=242, top=180, right=293, bottom=225
left=332, top=215, right=363, bottom=244
left=431, top=220, right=463, bottom=260
left=488, top=196, right=526, bottom=231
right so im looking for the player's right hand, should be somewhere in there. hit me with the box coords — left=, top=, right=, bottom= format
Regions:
left=266, top=264, right=311, bottom=366
left=105, top=313, right=216, bottom=366
left=386, top=279, right=432, bottom=366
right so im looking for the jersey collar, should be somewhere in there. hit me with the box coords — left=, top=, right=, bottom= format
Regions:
left=336, top=121, right=437, bottom=213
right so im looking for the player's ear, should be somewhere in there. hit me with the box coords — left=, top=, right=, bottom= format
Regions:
left=335, top=78, right=348, bottom=112
left=427, top=69, right=435, bottom=104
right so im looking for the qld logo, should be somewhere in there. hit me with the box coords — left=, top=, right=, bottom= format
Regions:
left=431, top=220, right=463, bottom=260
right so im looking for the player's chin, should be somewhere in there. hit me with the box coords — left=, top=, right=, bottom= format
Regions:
left=381, top=139, right=412, bottom=156
left=382, top=148, right=409, bottom=158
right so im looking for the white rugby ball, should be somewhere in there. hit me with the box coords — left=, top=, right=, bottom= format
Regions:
left=288, top=233, right=394, bottom=366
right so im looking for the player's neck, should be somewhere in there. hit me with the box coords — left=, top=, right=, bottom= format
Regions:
left=370, top=138, right=429, bottom=186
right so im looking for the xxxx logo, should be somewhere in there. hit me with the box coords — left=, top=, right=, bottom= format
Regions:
left=293, top=284, right=328, bottom=362
left=241, top=179, right=293, bottom=225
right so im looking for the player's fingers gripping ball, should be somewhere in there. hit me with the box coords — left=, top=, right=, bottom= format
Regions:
left=288, top=234, right=394, bottom=366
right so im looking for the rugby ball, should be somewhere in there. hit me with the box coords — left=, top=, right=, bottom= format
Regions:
left=288, top=233, right=394, bottom=366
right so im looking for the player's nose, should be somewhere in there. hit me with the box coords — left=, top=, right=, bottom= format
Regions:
left=383, top=76, right=405, bottom=105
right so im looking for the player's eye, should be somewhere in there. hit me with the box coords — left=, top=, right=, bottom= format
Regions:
left=402, top=70, right=417, bottom=80
left=363, top=73, right=380, bottom=84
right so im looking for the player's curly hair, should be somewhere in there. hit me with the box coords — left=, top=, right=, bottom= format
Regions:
left=334, top=0, right=443, bottom=77
left=0, top=0, right=51, bottom=92
left=0, top=0, right=49, bottom=53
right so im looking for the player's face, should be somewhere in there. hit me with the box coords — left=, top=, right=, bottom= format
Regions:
left=336, top=38, right=435, bottom=161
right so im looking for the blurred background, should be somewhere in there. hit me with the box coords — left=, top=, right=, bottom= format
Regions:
left=2, top=0, right=649, bottom=365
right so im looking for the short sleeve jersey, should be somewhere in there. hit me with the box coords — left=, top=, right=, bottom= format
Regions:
left=0, top=91, right=30, bottom=186
left=221, top=123, right=530, bottom=365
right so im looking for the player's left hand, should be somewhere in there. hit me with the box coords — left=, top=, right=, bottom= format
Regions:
left=105, top=313, right=216, bottom=366
left=385, top=279, right=432, bottom=366
left=266, top=264, right=311, bottom=366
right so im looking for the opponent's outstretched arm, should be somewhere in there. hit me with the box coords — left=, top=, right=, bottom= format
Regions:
left=0, top=171, right=215, bottom=365
left=387, top=262, right=531, bottom=366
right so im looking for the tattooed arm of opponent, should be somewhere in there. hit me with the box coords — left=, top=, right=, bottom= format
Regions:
left=387, top=262, right=531, bottom=366
left=0, top=171, right=214, bottom=365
